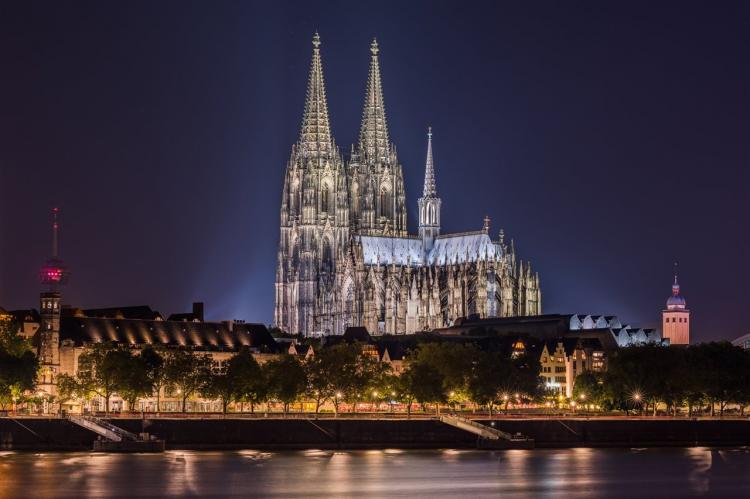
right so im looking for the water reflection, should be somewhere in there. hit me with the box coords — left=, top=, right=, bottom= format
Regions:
left=0, top=448, right=749, bottom=498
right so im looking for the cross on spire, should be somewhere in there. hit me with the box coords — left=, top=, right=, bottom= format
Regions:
left=299, top=32, right=333, bottom=158
left=359, top=38, right=389, bottom=162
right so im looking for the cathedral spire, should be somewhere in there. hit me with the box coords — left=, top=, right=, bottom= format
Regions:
left=418, top=127, right=441, bottom=251
left=299, top=32, right=333, bottom=158
left=423, top=126, right=437, bottom=197
left=359, top=38, right=389, bottom=161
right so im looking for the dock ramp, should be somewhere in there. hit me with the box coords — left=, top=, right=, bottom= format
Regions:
left=68, top=415, right=138, bottom=442
left=440, top=415, right=533, bottom=448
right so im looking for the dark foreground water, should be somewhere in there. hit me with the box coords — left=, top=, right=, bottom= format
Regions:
left=1, top=448, right=750, bottom=498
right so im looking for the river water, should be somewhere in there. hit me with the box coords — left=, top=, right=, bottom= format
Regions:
left=1, top=448, right=749, bottom=498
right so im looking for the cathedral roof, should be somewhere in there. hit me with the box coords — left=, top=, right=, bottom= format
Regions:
left=359, top=236, right=424, bottom=266
left=427, top=232, right=499, bottom=265
left=357, top=231, right=499, bottom=267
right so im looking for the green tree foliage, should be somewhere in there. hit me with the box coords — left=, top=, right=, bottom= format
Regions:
left=467, top=351, right=512, bottom=415
left=0, top=320, right=38, bottom=409
left=164, top=349, right=213, bottom=412
left=399, top=359, right=446, bottom=415
left=115, top=350, right=154, bottom=412
left=76, top=342, right=122, bottom=413
left=265, top=355, right=307, bottom=414
left=412, top=342, right=476, bottom=395
left=201, top=347, right=266, bottom=414
left=304, top=342, right=385, bottom=414
left=603, top=343, right=750, bottom=416
left=140, top=346, right=166, bottom=411
left=229, top=347, right=266, bottom=413
left=572, top=372, right=604, bottom=406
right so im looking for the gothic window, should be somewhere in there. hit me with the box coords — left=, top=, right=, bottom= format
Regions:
left=321, top=185, right=331, bottom=213
left=351, top=183, right=359, bottom=218
left=321, top=239, right=333, bottom=274
left=380, top=187, right=392, bottom=219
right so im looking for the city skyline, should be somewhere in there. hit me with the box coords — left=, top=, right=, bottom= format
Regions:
left=2, top=2, right=749, bottom=341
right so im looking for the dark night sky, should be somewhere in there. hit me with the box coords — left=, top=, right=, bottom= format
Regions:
left=1, top=1, right=749, bottom=341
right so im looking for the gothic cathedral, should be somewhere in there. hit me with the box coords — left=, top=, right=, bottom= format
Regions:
left=274, top=34, right=542, bottom=336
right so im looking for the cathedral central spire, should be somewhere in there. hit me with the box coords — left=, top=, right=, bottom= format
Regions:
left=423, top=126, right=437, bottom=197
left=359, top=38, right=389, bottom=162
left=418, top=127, right=441, bottom=251
left=299, top=32, right=333, bottom=158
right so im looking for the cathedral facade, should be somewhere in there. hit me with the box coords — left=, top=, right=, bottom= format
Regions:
left=274, top=34, right=541, bottom=337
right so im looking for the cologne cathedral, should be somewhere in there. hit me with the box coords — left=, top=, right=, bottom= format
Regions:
left=274, top=34, right=542, bottom=336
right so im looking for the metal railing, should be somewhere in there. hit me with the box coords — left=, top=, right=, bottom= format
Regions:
left=440, top=414, right=519, bottom=441
left=68, top=415, right=139, bottom=442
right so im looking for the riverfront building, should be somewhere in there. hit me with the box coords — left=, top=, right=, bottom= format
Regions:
left=274, top=35, right=541, bottom=337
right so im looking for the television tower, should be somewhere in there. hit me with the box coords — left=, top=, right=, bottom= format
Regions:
left=38, top=208, right=69, bottom=397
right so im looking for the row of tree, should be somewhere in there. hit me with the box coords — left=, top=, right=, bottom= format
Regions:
left=573, top=342, right=750, bottom=416
left=53, top=340, right=543, bottom=415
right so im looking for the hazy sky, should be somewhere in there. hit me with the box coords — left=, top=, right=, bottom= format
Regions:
left=2, top=1, right=749, bottom=341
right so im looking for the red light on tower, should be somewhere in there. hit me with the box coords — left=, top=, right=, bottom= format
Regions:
left=40, top=208, right=69, bottom=287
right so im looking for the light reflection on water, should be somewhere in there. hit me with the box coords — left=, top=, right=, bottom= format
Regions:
left=1, top=447, right=749, bottom=498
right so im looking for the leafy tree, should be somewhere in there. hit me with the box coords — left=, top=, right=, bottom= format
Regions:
left=164, top=349, right=213, bottom=412
left=76, top=342, right=122, bottom=413
left=697, top=342, right=749, bottom=416
left=200, top=361, right=233, bottom=414
left=467, top=351, right=512, bottom=416
left=56, top=373, right=79, bottom=413
left=266, top=355, right=307, bottom=415
left=0, top=320, right=38, bottom=410
left=412, top=342, right=476, bottom=395
left=201, top=348, right=267, bottom=414
left=115, top=350, right=154, bottom=412
left=306, top=343, right=363, bottom=414
left=140, top=346, right=166, bottom=412
left=229, top=347, right=266, bottom=413
left=572, top=372, right=604, bottom=407
left=507, top=348, right=544, bottom=404
left=399, top=359, right=446, bottom=415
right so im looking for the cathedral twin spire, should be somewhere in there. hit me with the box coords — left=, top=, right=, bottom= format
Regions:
left=299, top=33, right=333, bottom=159
left=359, top=39, right=390, bottom=163
left=298, top=34, right=393, bottom=165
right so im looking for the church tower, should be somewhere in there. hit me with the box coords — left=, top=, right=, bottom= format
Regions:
left=662, top=266, right=690, bottom=345
left=418, top=127, right=441, bottom=252
left=275, top=33, right=349, bottom=335
left=38, top=208, right=69, bottom=397
left=348, top=39, right=407, bottom=236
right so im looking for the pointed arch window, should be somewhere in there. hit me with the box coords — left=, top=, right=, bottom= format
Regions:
left=321, top=184, right=331, bottom=214
left=380, top=187, right=392, bottom=219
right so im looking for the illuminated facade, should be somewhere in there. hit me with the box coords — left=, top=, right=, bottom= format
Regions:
left=275, top=35, right=542, bottom=337
left=539, top=337, right=607, bottom=398
left=662, top=273, right=690, bottom=345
